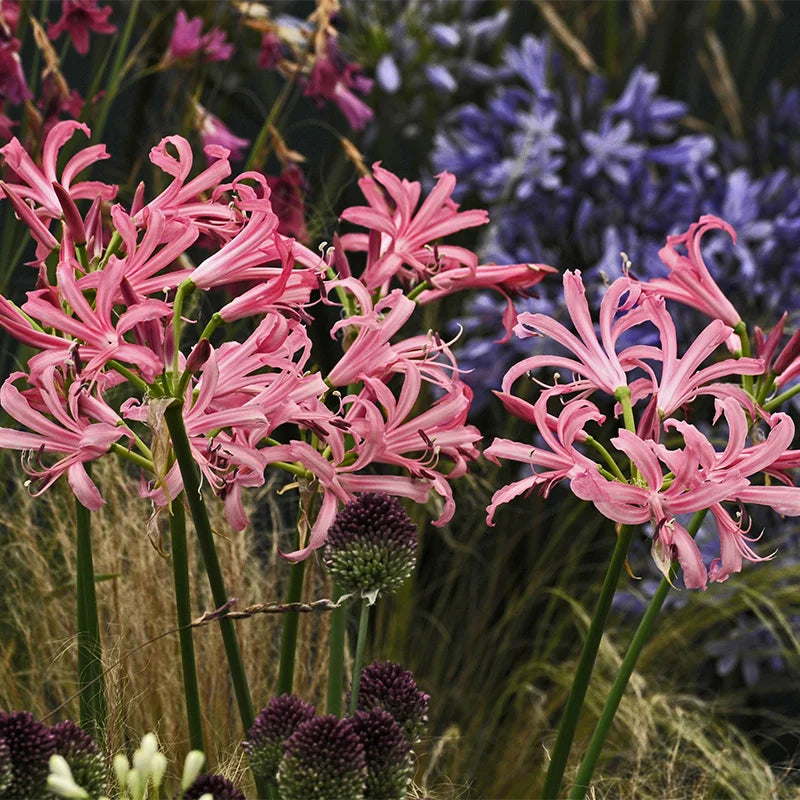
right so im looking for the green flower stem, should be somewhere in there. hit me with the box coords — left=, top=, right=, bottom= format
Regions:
left=75, top=492, right=106, bottom=738
left=107, top=360, right=151, bottom=394
left=540, top=523, right=636, bottom=800
left=98, top=231, right=123, bottom=271
left=326, top=583, right=346, bottom=716
left=764, top=381, right=800, bottom=411
left=406, top=280, right=432, bottom=302
left=348, top=601, right=371, bottom=716
left=583, top=435, right=626, bottom=482
left=169, top=497, right=205, bottom=752
left=163, top=403, right=256, bottom=735
left=733, top=320, right=753, bottom=395
left=109, top=443, right=153, bottom=472
left=276, top=560, right=307, bottom=696
left=568, top=509, right=708, bottom=799
left=171, top=280, right=195, bottom=381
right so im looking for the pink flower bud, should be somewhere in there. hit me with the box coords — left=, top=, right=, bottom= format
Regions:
left=52, top=182, right=86, bottom=245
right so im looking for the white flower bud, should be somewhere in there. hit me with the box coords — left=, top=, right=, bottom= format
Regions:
left=112, top=754, right=130, bottom=791
left=47, top=773, right=89, bottom=799
left=132, top=732, right=159, bottom=775
left=181, top=750, right=205, bottom=790
left=49, top=754, right=73, bottom=780
left=150, top=752, right=167, bottom=789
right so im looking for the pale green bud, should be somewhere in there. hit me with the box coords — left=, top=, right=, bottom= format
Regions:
left=181, top=750, right=206, bottom=790
left=112, top=754, right=129, bottom=791
left=150, top=752, right=167, bottom=789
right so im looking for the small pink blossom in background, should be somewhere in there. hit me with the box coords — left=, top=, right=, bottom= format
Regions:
left=305, top=34, right=373, bottom=130
left=258, top=31, right=284, bottom=70
left=47, top=0, right=116, bottom=56
left=266, top=164, right=308, bottom=241
left=194, top=103, right=249, bottom=163
left=166, top=9, right=233, bottom=64
left=0, top=30, right=29, bottom=104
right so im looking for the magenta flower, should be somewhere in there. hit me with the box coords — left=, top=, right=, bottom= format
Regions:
left=194, top=103, right=249, bottom=162
left=0, top=31, right=30, bottom=104
left=47, top=0, right=116, bottom=56
left=644, top=215, right=742, bottom=329
left=165, top=9, right=233, bottom=64
left=304, top=35, right=373, bottom=130
left=0, top=368, right=129, bottom=509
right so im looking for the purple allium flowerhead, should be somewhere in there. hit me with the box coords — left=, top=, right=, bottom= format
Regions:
left=242, top=694, right=317, bottom=782
left=350, top=709, right=414, bottom=800
left=50, top=720, right=105, bottom=799
left=323, top=494, right=418, bottom=601
left=0, top=710, right=57, bottom=798
left=181, top=772, right=245, bottom=800
left=278, top=715, right=366, bottom=800
left=352, top=661, right=430, bottom=743
left=0, top=738, right=11, bottom=794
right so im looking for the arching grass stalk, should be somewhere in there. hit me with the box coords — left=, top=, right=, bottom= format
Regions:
left=326, top=582, right=346, bottom=716
left=75, top=490, right=106, bottom=738
left=568, top=508, right=708, bottom=799
left=169, top=496, right=205, bottom=752
left=348, top=600, right=371, bottom=716
left=162, top=402, right=255, bottom=733
left=540, top=523, right=636, bottom=800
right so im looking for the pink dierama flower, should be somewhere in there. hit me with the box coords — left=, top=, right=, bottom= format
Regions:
left=339, top=163, right=489, bottom=290
left=502, top=271, right=648, bottom=398
left=0, top=368, right=129, bottom=508
left=644, top=215, right=742, bottom=329
left=194, top=102, right=249, bottom=163
left=164, top=9, right=233, bottom=64
left=47, top=0, right=116, bottom=55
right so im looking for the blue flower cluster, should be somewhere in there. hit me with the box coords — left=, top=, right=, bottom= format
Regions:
left=432, top=35, right=800, bottom=405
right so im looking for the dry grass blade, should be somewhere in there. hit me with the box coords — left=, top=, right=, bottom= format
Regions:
left=532, top=0, right=599, bottom=73
left=698, top=30, right=743, bottom=138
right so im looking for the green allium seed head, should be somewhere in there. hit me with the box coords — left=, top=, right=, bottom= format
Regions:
left=323, top=493, right=418, bottom=599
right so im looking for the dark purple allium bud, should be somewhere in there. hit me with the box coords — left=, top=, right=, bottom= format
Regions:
left=51, top=720, right=105, bottom=799
left=353, top=661, right=430, bottom=742
left=0, top=710, right=57, bottom=798
left=242, top=694, right=316, bottom=782
left=185, top=338, right=212, bottom=373
left=350, top=709, right=413, bottom=800
left=181, top=772, right=245, bottom=800
left=0, top=737, right=12, bottom=794
left=278, top=715, right=366, bottom=800
left=323, top=494, right=417, bottom=600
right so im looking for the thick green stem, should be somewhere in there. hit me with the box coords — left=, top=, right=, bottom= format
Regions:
left=326, top=583, right=346, bottom=716
left=75, top=493, right=106, bottom=738
left=163, top=403, right=255, bottom=734
left=540, top=523, right=636, bottom=800
left=348, top=601, right=371, bottom=715
left=568, top=509, right=708, bottom=798
left=169, top=498, right=205, bottom=752
left=276, top=560, right=307, bottom=696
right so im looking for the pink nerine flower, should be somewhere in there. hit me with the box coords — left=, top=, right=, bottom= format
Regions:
left=644, top=215, right=742, bottom=328
left=47, top=0, right=116, bottom=56
left=339, top=162, right=489, bottom=290
left=165, top=9, right=233, bottom=64
left=0, top=368, right=129, bottom=509
left=503, top=271, right=648, bottom=398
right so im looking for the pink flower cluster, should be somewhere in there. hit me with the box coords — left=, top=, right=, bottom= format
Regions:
left=0, top=122, right=550, bottom=560
left=488, top=216, right=800, bottom=590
